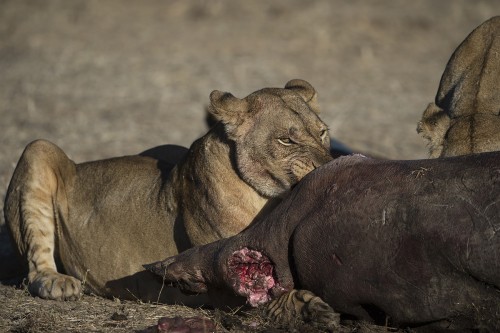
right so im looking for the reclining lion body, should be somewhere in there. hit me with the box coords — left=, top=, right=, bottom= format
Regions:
left=4, top=79, right=333, bottom=303
left=418, top=16, right=500, bottom=157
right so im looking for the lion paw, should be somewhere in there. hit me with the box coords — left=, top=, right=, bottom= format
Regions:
left=266, top=289, right=340, bottom=330
left=29, top=271, right=82, bottom=300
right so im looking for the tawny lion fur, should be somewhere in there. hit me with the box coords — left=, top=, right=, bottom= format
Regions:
left=418, top=16, right=500, bottom=157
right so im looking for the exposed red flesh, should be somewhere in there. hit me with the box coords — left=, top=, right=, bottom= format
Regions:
left=227, top=247, right=277, bottom=306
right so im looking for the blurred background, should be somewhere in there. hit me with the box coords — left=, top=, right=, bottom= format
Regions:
left=0, top=0, right=499, bottom=193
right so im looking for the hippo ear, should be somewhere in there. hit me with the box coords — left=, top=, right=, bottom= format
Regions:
left=417, top=103, right=451, bottom=158
left=208, top=90, right=249, bottom=130
left=285, top=79, right=320, bottom=114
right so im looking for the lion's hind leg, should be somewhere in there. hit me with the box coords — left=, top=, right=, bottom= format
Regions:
left=4, top=139, right=82, bottom=300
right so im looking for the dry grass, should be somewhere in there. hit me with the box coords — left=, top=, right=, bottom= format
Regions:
left=1, top=1, right=499, bottom=332
left=1, top=283, right=209, bottom=332
left=0, top=283, right=412, bottom=332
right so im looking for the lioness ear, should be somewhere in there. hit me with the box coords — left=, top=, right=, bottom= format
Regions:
left=209, top=90, right=249, bottom=129
left=417, top=103, right=450, bottom=158
left=285, top=79, right=320, bottom=114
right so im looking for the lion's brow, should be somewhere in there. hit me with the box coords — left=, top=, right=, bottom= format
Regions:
left=265, top=94, right=323, bottom=144
left=277, top=95, right=319, bottom=126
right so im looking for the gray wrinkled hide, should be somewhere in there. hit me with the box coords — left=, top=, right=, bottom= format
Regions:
left=149, top=152, right=500, bottom=331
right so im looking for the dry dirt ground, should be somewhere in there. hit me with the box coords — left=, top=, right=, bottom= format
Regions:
left=1, top=1, right=499, bottom=332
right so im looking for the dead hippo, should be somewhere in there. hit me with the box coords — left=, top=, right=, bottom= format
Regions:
left=146, top=152, right=500, bottom=332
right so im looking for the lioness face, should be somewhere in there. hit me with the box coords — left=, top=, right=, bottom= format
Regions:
left=209, top=79, right=333, bottom=198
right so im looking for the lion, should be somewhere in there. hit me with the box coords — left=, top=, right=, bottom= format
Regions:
left=417, top=16, right=500, bottom=157
left=3, top=79, right=333, bottom=304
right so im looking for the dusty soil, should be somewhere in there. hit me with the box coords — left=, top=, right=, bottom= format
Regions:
left=1, top=1, right=499, bottom=332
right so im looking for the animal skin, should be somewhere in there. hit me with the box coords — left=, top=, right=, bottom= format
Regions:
left=418, top=16, right=500, bottom=157
left=147, top=152, right=500, bottom=332
left=4, top=79, right=333, bottom=303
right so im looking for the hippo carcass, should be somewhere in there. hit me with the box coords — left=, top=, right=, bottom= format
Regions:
left=147, top=153, right=500, bottom=332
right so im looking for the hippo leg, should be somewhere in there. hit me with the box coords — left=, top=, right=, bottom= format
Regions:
left=265, top=289, right=340, bottom=330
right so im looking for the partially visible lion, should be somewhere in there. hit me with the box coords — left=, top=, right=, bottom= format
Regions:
left=4, top=79, right=333, bottom=303
left=418, top=16, right=500, bottom=157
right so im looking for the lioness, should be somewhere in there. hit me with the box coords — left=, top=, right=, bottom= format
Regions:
left=4, top=79, right=333, bottom=303
left=418, top=16, right=500, bottom=157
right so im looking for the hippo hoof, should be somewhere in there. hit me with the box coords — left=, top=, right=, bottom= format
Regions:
left=266, top=289, right=340, bottom=330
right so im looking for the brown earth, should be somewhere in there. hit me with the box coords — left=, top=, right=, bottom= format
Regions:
left=1, top=1, right=499, bottom=332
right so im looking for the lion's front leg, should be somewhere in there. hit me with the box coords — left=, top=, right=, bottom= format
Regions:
left=4, top=139, right=82, bottom=300
left=265, top=289, right=340, bottom=330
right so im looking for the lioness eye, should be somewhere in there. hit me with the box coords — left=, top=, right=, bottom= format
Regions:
left=320, top=129, right=328, bottom=140
left=278, top=138, right=293, bottom=146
